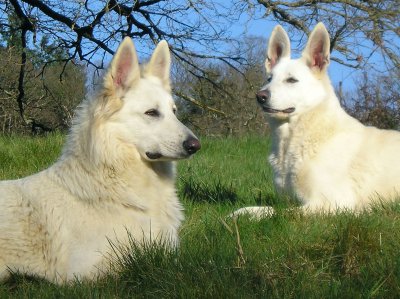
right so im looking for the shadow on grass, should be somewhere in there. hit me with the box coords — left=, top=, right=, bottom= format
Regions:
left=3, top=273, right=44, bottom=292
left=179, top=177, right=238, bottom=204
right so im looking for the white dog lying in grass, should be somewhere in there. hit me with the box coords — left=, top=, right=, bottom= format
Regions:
left=0, top=38, right=200, bottom=283
left=233, top=23, right=400, bottom=219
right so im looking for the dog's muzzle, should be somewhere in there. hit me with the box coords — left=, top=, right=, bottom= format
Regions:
left=145, top=136, right=200, bottom=161
left=256, top=89, right=295, bottom=114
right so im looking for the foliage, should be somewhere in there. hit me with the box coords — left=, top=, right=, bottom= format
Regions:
left=339, top=71, right=400, bottom=130
left=0, top=46, right=85, bottom=134
left=0, top=135, right=399, bottom=297
left=174, top=36, right=269, bottom=136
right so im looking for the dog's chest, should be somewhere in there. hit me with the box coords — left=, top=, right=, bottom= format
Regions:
left=269, top=142, right=302, bottom=192
left=269, top=125, right=312, bottom=192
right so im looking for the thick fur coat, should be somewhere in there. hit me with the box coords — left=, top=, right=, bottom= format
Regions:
left=0, top=38, right=200, bottom=283
left=233, top=23, right=400, bottom=218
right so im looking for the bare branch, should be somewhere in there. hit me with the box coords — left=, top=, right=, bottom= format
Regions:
left=256, top=0, right=399, bottom=69
left=174, top=90, right=226, bottom=116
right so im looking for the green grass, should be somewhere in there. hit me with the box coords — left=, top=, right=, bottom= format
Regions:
left=0, top=134, right=64, bottom=180
left=0, top=134, right=400, bottom=298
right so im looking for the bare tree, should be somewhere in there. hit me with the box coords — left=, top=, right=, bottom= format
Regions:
left=1, top=0, right=246, bottom=123
left=247, top=0, right=399, bottom=71
left=339, top=70, right=400, bottom=130
left=175, top=36, right=269, bottom=136
left=0, top=46, right=85, bottom=133
left=1, top=0, right=399, bottom=134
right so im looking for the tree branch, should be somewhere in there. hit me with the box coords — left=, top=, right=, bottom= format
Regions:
left=21, top=0, right=114, bottom=54
left=174, top=90, right=226, bottom=116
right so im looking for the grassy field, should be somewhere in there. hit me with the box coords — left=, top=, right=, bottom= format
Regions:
left=0, top=134, right=399, bottom=298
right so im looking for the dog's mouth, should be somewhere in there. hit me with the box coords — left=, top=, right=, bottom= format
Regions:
left=145, top=137, right=200, bottom=161
left=262, top=106, right=295, bottom=114
left=146, top=152, right=163, bottom=160
left=145, top=151, right=191, bottom=161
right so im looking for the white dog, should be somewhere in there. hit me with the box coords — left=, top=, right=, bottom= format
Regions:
left=0, top=38, right=200, bottom=283
left=234, top=23, right=400, bottom=219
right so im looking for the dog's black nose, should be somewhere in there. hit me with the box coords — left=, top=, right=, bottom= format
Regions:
left=256, top=89, right=270, bottom=105
left=183, top=136, right=201, bottom=155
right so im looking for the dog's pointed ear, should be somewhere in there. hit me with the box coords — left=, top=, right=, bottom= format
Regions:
left=146, top=40, right=171, bottom=90
left=266, top=25, right=291, bottom=72
left=105, top=37, right=140, bottom=96
left=303, top=23, right=330, bottom=72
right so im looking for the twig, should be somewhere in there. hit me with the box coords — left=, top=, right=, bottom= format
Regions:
left=233, top=217, right=246, bottom=267
left=174, top=90, right=226, bottom=116
left=219, top=217, right=234, bottom=235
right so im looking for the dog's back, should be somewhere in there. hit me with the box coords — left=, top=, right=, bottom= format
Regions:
left=286, top=98, right=400, bottom=211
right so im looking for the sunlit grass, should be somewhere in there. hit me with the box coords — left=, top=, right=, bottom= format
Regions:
left=0, top=134, right=399, bottom=298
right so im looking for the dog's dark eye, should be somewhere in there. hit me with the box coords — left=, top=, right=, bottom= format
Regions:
left=172, top=107, right=177, bottom=115
left=145, top=109, right=160, bottom=117
left=286, top=77, right=298, bottom=83
left=266, top=74, right=273, bottom=83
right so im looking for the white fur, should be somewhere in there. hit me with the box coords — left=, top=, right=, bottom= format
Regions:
left=0, top=38, right=200, bottom=283
left=233, top=23, right=400, bottom=219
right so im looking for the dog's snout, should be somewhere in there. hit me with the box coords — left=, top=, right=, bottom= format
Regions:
left=183, top=136, right=201, bottom=155
left=256, top=89, right=270, bottom=105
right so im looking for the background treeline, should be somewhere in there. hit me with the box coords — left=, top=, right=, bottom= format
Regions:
left=1, top=40, right=399, bottom=136
left=0, top=45, right=85, bottom=134
left=0, top=0, right=399, bottom=135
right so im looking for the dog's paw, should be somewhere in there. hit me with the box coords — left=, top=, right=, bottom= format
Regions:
left=229, top=206, right=275, bottom=220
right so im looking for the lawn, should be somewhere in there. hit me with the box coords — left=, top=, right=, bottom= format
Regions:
left=0, top=134, right=399, bottom=298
